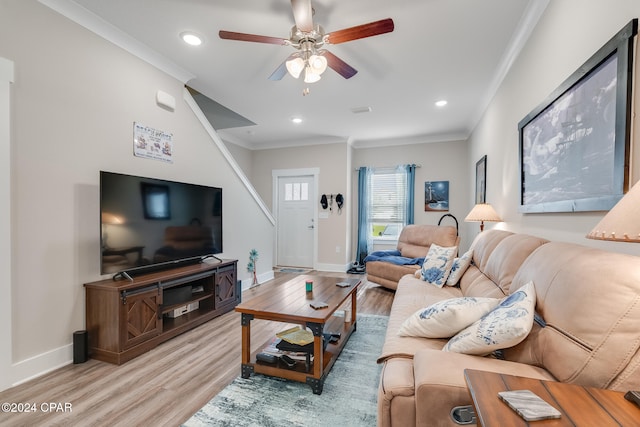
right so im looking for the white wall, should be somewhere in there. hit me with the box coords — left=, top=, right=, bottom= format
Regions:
left=468, top=0, right=640, bottom=255
left=224, top=141, right=253, bottom=180
left=0, top=0, right=273, bottom=389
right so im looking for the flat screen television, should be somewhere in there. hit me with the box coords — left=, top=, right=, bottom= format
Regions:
left=100, top=171, right=222, bottom=278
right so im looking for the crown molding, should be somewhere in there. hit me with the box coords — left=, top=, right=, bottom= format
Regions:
left=469, top=0, right=551, bottom=131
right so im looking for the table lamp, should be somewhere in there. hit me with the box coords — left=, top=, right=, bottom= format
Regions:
left=465, top=203, right=502, bottom=232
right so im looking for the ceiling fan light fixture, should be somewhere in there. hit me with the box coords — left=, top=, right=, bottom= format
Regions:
left=304, top=67, right=321, bottom=83
left=308, top=54, right=327, bottom=75
left=286, top=57, right=305, bottom=79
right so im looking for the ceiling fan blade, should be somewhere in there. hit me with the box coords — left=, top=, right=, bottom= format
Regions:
left=268, top=61, right=288, bottom=81
left=321, top=51, right=357, bottom=79
left=219, top=30, right=287, bottom=45
left=326, top=18, right=394, bottom=45
left=291, top=0, right=314, bottom=32
left=268, top=53, right=300, bottom=81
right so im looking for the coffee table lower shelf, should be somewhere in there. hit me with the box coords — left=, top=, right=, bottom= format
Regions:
left=241, top=315, right=356, bottom=394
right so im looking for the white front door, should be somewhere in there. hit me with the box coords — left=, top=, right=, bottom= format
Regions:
left=276, top=175, right=315, bottom=268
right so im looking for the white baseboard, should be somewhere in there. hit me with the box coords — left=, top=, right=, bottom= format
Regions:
left=11, top=343, right=73, bottom=388
left=314, top=263, right=350, bottom=273
left=241, top=270, right=275, bottom=291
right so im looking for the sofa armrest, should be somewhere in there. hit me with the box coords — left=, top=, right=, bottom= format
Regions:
left=378, top=358, right=416, bottom=427
left=412, top=349, right=555, bottom=426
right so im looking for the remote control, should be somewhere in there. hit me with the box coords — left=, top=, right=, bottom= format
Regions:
left=310, top=301, right=329, bottom=309
left=280, top=354, right=296, bottom=368
left=256, top=352, right=278, bottom=364
left=625, top=390, right=640, bottom=408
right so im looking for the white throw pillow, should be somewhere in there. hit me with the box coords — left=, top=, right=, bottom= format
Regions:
left=418, top=244, right=457, bottom=287
left=446, top=249, right=473, bottom=286
left=443, top=281, right=536, bottom=355
left=398, top=296, right=501, bottom=338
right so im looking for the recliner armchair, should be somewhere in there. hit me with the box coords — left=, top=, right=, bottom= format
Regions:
left=365, top=224, right=459, bottom=290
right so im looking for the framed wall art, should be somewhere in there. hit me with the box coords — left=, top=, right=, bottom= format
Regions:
left=518, top=19, right=637, bottom=213
left=475, top=155, right=487, bottom=204
left=424, top=181, right=449, bottom=211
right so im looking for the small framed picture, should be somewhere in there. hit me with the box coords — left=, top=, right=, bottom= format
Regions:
left=475, top=155, right=487, bottom=204
left=424, top=181, right=449, bottom=211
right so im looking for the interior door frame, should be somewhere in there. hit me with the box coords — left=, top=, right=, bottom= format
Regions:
left=272, top=168, right=319, bottom=269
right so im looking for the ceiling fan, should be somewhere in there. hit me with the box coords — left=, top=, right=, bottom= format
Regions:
left=219, top=0, right=394, bottom=83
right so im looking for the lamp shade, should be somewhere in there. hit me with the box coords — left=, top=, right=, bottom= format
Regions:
left=303, top=66, right=321, bottom=83
left=285, top=57, right=305, bottom=79
left=586, top=180, right=640, bottom=242
left=308, top=54, right=327, bottom=74
left=465, top=203, right=502, bottom=231
left=465, top=203, right=502, bottom=223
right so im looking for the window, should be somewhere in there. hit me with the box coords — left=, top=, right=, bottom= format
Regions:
left=356, top=164, right=415, bottom=265
left=284, top=182, right=309, bottom=201
left=368, top=168, right=409, bottom=239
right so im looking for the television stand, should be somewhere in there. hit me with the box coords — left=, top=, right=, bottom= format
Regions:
left=85, top=259, right=238, bottom=364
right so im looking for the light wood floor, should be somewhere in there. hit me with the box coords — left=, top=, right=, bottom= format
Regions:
left=0, top=272, right=394, bottom=427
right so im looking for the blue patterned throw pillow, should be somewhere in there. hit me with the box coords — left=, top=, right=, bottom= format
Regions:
left=398, top=296, right=501, bottom=338
left=446, top=249, right=473, bottom=286
left=443, top=281, right=536, bottom=355
left=419, top=244, right=457, bottom=288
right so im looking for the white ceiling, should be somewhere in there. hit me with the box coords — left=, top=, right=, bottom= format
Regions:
left=42, top=0, right=548, bottom=150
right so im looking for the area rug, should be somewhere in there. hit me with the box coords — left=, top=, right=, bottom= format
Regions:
left=183, top=314, right=389, bottom=427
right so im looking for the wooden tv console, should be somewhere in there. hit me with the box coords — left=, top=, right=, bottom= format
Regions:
left=84, top=259, right=238, bottom=364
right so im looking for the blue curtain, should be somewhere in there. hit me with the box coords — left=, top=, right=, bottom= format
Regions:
left=404, top=164, right=416, bottom=225
left=355, top=167, right=371, bottom=265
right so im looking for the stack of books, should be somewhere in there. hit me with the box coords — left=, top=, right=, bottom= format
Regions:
left=260, top=327, right=330, bottom=365
left=261, top=336, right=313, bottom=362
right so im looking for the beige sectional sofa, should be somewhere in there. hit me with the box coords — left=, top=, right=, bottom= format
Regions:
left=375, top=229, right=640, bottom=426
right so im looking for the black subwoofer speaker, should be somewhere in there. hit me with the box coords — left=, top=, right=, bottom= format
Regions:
left=73, top=330, right=88, bottom=364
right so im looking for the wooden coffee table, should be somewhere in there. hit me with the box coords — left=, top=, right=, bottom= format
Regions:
left=235, top=275, right=361, bottom=394
left=464, top=369, right=640, bottom=426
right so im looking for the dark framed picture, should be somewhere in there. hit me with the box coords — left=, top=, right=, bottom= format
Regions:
left=424, top=181, right=449, bottom=211
left=518, top=19, right=637, bottom=213
left=475, top=155, right=487, bottom=204
left=141, top=183, right=170, bottom=219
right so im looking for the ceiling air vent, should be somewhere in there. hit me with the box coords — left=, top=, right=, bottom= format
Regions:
left=351, top=106, right=372, bottom=114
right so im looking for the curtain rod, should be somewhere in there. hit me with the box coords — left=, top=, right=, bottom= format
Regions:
left=354, top=164, right=422, bottom=171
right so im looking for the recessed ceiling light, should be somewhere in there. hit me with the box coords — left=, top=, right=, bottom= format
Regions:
left=435, top=100, right=448, bottom=107
left=180, top=32, right=203, bottom=46
left=291, top=117, right=303, bottom=124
